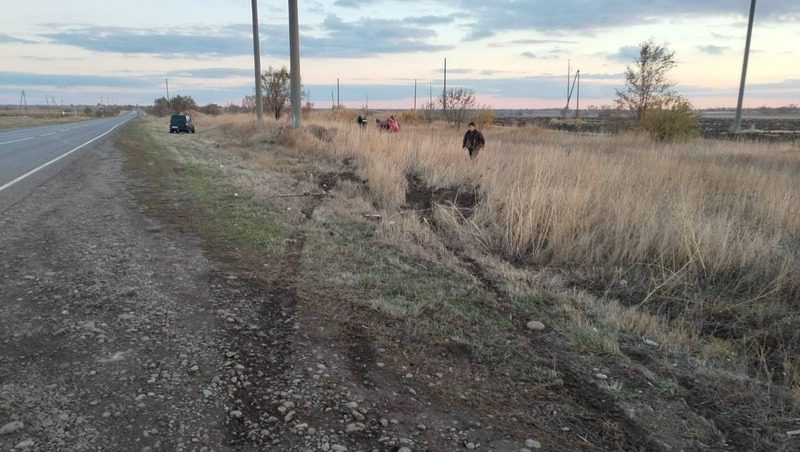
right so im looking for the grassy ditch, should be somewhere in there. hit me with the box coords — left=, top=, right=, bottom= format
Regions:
left=117, top=114, right=800, bottom=451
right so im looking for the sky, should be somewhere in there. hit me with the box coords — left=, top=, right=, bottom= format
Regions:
left=0, top=0, right=798, bottom=109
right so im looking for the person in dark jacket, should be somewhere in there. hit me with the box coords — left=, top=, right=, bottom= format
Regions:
left=462, top=122, right=485, bottom=160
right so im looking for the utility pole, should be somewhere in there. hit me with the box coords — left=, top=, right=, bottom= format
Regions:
left=734, top=0, right=757, bottom=133
left=331, top=90, right=335, bottom=111
left=251, top=0, right=263, bottom=120
left=336, top=78, right=340, bottom=108
left=165, top=78, right=170, bottom=101
left=576, top=70, right=581, bottom=118
left=567, top=59, right=570, bottom=106
left=414, top=79, right=417, bottom=110
left=288, top=0, right=301, bottom=128
left=443, top=58, right=447, bottom=113
left=19, top=90, right=27, bottom=113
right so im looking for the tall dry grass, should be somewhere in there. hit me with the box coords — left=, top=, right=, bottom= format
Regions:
left=197, top=112, right=800, bottom=383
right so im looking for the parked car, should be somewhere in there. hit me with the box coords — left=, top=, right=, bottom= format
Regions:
left=169, top=114, right=195, bottom=133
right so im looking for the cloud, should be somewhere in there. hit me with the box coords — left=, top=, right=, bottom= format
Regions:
left=580, top=73, right=625, bottom=81
left=682, top=79, right=800, bottom=99
left=40, top=15, right=451, bottom=59
left=402, top=15, right=456, bottom=26
left=519, top=51, right=559, bottom=60
left=452, top=0, right=800, bottom=40
left=710, top=32, right=738, bottom=40
left=697, top=45, right=728, bottom=55
left=166, top=68, right=254, bottom=79
left=609, top=45, right=640, bottom=63
left=0, top=71, right=158, bottom=89
left=0, top=34, right=33, bottom=44
left=43, top=25, right=259, bottom=57
left=487, top=38, right=578, bottom=48
left=333, top=0, right=360, bottom=7
left=300, top=14, right=452, bottom=57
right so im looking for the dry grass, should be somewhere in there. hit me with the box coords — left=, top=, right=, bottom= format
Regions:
left=193, top=112, right=800, bottom=385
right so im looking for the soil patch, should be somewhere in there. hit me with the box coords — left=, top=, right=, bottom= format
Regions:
left=404, top=173, right=480, bottom=222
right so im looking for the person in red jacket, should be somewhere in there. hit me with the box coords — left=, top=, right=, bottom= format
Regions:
left=387, top=115, right=400, bottom=132
left=462, top=122, right=485, bottom=160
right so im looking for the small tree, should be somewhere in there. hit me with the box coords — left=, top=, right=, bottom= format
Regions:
left=200, top=103, right=222, bottom=116
left=262, top=66, right=290, bottom=119
left=615, top=39, right=697, bottom=141
left=152, top=97, right=171, bottom=117
left=170, top=95, right=197, bottom=113
left=440, top=88, right=478, bottom=128
left=615, top=39, right=677, bottom=121
left=241, top=95, right=256, bottom=112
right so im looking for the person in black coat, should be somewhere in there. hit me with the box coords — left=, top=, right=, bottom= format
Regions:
left=462, top=122, right=485, bottom=160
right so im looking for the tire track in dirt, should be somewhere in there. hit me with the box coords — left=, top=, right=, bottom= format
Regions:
left=401, top=174, right=667, bottom=451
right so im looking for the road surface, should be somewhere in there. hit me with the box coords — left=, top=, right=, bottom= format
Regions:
left=0, top=113, right=135, bottom=211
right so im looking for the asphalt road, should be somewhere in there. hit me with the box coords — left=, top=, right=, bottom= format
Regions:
left=0, top=112, right=136, bottom=211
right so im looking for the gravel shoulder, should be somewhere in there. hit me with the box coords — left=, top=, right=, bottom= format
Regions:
left=0, top=136, right=282, bottom=451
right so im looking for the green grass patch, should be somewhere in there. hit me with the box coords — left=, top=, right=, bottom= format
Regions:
left=299, top=213, right=537, bottom=367
left=117, top=119, right=290, bottom=256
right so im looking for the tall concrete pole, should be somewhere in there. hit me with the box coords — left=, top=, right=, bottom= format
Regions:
left=288, top=0, right=301, bottom=128
left=443, top=58, right=447, bottom=113
left=734, top=0, right=756, bottom=133
left=251, top=0, right=263, bottom=120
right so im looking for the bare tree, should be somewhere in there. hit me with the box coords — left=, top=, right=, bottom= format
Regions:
left=615, top=39, right=677, bottom=120
left=615, top=39, right=697, bottom=140
left=440, top=88, right=478, bottom=128
left=262, top=66, right=291, bottom=119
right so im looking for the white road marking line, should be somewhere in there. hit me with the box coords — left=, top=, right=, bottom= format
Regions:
left=0, top=136, right=35, bottom=146
left=39, top=132, right=57, bottom=137
left=0, top=119, right=131, bottom=193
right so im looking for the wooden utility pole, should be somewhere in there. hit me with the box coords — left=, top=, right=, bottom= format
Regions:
left=443, top=58, right=447, bottom=113
left=251, top=0, right=263, bottom=120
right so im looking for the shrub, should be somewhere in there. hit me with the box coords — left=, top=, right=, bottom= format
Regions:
left=474, top=107, right=496, bottom=129
left=639, top=95, right=698, bottom=141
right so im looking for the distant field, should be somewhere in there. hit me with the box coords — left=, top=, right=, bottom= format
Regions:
left=0, top=108, right=91, bottom=129
left=494, top=110, right=800, bottom=139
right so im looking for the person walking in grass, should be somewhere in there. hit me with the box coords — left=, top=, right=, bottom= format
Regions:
left=462, top=122, right=485, bottom=160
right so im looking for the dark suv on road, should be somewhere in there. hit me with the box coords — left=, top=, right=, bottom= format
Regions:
left=169, top=114, right=195, bottom=133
